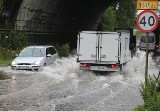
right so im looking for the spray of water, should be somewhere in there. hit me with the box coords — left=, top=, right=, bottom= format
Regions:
left=1, top=51, right=158, bottom=111
left=41, top=56, right=81, bottom=82
left=0, top=50, right=159, bottom=84
left=123, top=49, right=159, bottom=83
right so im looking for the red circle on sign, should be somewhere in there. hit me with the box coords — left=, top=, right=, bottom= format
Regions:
left=136, top=10, right=158, bottom=32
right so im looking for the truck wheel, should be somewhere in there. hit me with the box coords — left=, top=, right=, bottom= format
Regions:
left=34, top=69, right=39, bottom=71
left=120, top=65, right=123, bottom=72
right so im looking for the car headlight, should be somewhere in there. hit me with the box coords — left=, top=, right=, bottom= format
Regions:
left=33, top=61, right=41, bottom=65
left=11, top=61, right=17, bottom=65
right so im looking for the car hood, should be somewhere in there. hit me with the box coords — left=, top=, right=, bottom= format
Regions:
left=14, top=57, right=45, bottom=63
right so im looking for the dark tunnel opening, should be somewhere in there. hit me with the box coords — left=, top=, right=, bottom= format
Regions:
left=0, top=0, right=117, bottom=48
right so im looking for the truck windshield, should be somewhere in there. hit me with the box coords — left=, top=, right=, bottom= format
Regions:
left=141, top=36, right=154, bottom=43
left=19, top=48, right=45, bottom=57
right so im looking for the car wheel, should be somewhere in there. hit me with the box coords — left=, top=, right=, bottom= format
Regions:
left=34, top=69, right=39, bottom=71
left=43, top=63, right=46, bottom=67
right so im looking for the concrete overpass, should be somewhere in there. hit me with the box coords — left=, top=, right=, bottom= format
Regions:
left=0, top=0, right=117, bottom=47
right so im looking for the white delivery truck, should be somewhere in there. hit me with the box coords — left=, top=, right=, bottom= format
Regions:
left=77, top=31, right=132, bottom=71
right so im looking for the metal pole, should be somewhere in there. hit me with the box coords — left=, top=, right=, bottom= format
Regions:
left=145, top=32, right=149, bottom=85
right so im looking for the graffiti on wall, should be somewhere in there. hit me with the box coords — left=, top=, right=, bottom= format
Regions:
left=16, top=8, right=58, bottom=32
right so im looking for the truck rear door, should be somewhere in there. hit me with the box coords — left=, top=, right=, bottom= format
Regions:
left=77, top=32, right=98, bottom=61
left=99, top=33, right=119, bottom=62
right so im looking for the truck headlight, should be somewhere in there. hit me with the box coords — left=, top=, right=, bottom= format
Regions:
left=33, top=61, right=41, bottom=65
left=12, top=61, right=17, bottom=65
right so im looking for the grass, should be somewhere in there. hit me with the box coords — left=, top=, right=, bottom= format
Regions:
left=0, top=48, right=16, bottom=66
left=134, top=74, right=160, bottom=111
left=0, top=59, right=12, bottom=66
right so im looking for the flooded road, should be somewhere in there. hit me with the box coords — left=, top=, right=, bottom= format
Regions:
left=0, top=72, right=11, bottom=80
left=0, top=51, right=159, bottom=111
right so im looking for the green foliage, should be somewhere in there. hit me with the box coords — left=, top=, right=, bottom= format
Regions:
left=134, top=105, right=146, bottom=111
left=0, top=58, right=12, bottom=65
left=0, top=47, right=16, bottom=60
left=115, top=0, right=136, bottom=28
left=0, top=30, right=27, bottom=64
left=134, top=74, right=160, bottom=111
left=98, top=7, right=117, bottom=31
left=134, top=30, right=141, bottom=40
left=0, top=30, right=27, bottom=51
left=55, top=43, right=70, bottom=58
left=99, top=0, right=136, bottom=31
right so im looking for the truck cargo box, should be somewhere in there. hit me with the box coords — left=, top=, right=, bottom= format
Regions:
left=77, top=31, right=131, bottom=71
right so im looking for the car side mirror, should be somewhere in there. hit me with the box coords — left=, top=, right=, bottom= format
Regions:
left=47, top=54, right=52, bottom=57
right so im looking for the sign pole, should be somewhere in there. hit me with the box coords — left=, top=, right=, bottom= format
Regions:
left=136, top=10, right=158, bottom=85
left=145, top=32, right=149, bottom=85
left=136, top=1, right=158, bottom=87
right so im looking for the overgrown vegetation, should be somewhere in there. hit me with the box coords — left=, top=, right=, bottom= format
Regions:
left=98, top=0, right=136, bottom=31
left=0, top=30, right=27, bottom=65
left=0, top=58, right=12, bottom=65
left=0, top=30, right=27, bottom=50
left=55, top=43, right=70, bottom=58
left=0, top=47, right=17, bottom=60
left=114, top=0, right=136, bottom=28
left=134, top=74, right=160, bottom=111
left=98, top=7, right=117, bottom=31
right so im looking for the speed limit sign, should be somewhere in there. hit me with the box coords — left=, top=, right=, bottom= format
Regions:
left=136, top=10, right=158, bottom=32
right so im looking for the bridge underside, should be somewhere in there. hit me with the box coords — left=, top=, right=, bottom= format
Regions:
left=1, top=0, right=117, bottom=47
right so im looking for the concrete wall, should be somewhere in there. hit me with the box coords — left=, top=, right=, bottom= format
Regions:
left=15, top=0, right=116, bottom=32
left=1, top=0, right=117, bottom=47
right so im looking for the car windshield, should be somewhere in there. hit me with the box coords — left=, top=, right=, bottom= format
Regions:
left=19, top=48, right=45, bottom=57
left=141, top=36, right=154, bottom=43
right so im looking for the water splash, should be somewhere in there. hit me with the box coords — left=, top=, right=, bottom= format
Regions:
left=0, top=50, right=159, bottom=84
left=123, top=49, right=159, bottom=83
left=41, top=56, right=81, bottom=82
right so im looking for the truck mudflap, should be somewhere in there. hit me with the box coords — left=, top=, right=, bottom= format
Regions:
left=79, top=63, right=121, bottom=71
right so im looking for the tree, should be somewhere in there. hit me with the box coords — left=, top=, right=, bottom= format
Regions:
left=114, top=0, right=136, bottom=28
left=98, top=0, right=136, bottom=31
left=98, top=7, right=117, bottom=31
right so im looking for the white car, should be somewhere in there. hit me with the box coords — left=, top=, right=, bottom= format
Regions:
left=11, top=45, right=58, bottom=71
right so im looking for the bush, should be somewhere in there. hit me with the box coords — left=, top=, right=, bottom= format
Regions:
left=55, top=43, right=70, bottom=57
left=0, top=30, right=27, bottom=63
left=0, top=48, right=17, bottom=60
left=134, top=74, right=160, bottom=111
left=0, top=30, right=27, bottom=50
left=134, top=105, right=146, bottom=111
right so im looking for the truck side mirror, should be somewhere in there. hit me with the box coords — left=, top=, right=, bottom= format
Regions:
left=129, top=35, right=136, bottom=50
left=129, top=43, right=135, bottom=50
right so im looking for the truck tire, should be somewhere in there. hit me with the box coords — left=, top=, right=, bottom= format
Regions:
left=120, top=65, right=123, bottom=72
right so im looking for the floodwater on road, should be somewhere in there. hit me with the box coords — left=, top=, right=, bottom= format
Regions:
left=0, top=72, right=11, bottom=80
left=0, top=50, right=159, bottom=111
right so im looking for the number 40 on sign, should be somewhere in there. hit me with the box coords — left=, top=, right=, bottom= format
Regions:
left=136, top=10, right=158, bottom=32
